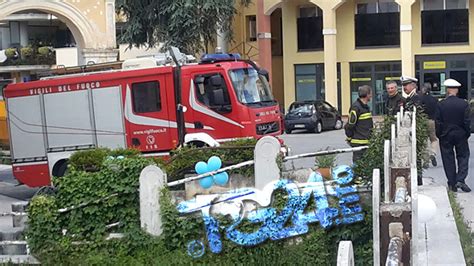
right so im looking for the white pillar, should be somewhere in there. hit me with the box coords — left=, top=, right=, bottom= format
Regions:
left=139, top=165, right=166, bottom=236
left=19, top=21, right=28, bottom=47
left=254, top=136, right=281, bottom=190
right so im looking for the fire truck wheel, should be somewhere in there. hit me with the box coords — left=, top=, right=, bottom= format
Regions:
left=34, top=186, right=57, bottom=196
left=54, top=160, right=69, bottom=177
left=188, top=141, right=208, bottom=148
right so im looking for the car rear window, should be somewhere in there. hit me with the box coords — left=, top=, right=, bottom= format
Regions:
left=290, top=103, right=314, bottom=112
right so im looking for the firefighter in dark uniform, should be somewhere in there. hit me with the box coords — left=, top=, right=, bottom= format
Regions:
left=435, top=79, right=471, bottom=192
left=385, top=80, right=405, bottom=116
left=401, top=76, right=421, bottom=111
left=345, top=85, right=374, bottom=163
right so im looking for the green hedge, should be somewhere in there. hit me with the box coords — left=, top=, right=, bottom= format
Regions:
left=27, top=143, right=373, bottom=265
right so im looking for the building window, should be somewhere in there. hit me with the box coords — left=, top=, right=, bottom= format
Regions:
left=350, top=61, right=401, bottom=115
left=246, top=15, right=257, bottom=42
left=355, top=1, right=400, bottom=47
left=297, top=6, right=323, bottom=51
left=422, top=0, right=469, bottom=44
left=131, top=81, right=161, bottom=113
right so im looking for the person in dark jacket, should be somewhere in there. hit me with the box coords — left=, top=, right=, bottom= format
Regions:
left=384, top=80, right=405, bottom=116
left=435, top=79, right=471, bottom=192
left=401, top=76, right=421, bottom=111
left=345, top=85, right=374, bottom=163
left=420, top=83, right=439, bottom=166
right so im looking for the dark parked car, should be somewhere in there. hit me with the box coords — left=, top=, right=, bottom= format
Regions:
left=284, top=100, right=343, bottom=134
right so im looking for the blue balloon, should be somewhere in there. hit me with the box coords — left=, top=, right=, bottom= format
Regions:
left=199, top=176, right=214, bottom=189
left=207, top=156, right=222, bottom=171
left=213, top=172, right=229, bottom=186
left=195, top=161, right=208, bottom=175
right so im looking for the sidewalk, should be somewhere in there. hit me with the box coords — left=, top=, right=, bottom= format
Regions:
left=418, top=177, right=466, bottom=265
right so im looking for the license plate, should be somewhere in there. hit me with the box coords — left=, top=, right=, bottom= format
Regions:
left=294, top=124, right=305, bottom=128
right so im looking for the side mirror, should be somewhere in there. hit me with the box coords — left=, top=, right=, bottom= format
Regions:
left=258, top=69, right=270, bottom=82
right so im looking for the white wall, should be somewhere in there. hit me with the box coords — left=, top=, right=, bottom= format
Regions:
left=55, top=47, right=79, bottom=67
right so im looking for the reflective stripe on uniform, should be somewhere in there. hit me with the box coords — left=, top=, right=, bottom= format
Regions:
left=349, top=110, right=357, bottom=124
left=350, top=138, right=369, bottom=144
left=359, top=113, right=372, bottom=120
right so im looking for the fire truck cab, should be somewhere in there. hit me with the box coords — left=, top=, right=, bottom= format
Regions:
left=4, top=49, right=282, bottom=187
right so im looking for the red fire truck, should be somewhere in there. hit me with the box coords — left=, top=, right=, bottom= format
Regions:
left=4, top=49, right=282, bottom=187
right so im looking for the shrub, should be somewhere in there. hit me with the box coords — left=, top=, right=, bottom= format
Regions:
left=38, top=46, right=51, bottom=56
left=162, top=138, right=257, bottom=182
left=5, top=48, right=17, bottom=59
left=27, top=145, right=373, bottom=264
left=68, top=148, right=110, bottom=172
left=315, top=152, right=337, bottom=169
left=20, top=47, right=33, bottom=58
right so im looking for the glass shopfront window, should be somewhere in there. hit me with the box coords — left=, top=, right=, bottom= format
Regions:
left=295, top=64, right=341, bottom=108
left=416, top=54, right=474, bottom=101
left=295, top=64, right=324, bottom=101
left=350, top=61, right=401, bottom=115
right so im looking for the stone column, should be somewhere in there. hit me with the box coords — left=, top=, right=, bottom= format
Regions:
left=105, top=0, right=117, bottom=48
left=395, top=0, right=416, bottom=77
left=322, top=8, right=338, bottom=108
left=257, top=0, right=273, bottom=84
left=310, top=0, right=346, bottom=109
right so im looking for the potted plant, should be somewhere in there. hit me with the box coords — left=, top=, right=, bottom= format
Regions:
left=315, top=152, right=336, bottom=180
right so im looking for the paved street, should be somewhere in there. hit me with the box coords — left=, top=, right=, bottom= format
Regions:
left=280, top=128, right=352, bottom=171
left=0, top=166, right=38, bottom=201
left=425, top=135, right=474, bottom=233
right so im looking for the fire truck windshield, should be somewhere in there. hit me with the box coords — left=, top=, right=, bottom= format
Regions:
left=229, top=68, right=275, bottom=106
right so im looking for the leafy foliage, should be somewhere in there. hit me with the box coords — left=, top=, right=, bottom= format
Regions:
left=315, top=151, right=337, bottom=169
left=27, top=145, right=373, bottom=264
left=116, top=0, right=252, bottom=54
left=353, top=113, right=429, bottom=186
left=448, top=191, right=474, bottom=265
left=161, top=138, right=257, bottom=182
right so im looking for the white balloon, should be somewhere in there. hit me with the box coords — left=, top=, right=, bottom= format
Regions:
left=418, top=194, right=437, bottom=223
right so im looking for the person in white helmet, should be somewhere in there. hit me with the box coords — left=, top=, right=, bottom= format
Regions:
left=435, top=78, right=471, bottom=192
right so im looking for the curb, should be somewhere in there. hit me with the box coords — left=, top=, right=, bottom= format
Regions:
left=418, top=182, right=466, bottom=265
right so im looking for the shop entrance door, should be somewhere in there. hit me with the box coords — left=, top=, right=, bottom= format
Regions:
left=449, top=70, right=469, bottom=99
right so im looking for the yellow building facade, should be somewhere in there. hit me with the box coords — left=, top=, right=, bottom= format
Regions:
left=233, top=0, right=474, bottom=115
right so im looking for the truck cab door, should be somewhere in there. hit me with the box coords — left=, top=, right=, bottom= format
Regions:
left=125, top=79, right=174, bottom=152
left=187, top=72, right=243, bottom=139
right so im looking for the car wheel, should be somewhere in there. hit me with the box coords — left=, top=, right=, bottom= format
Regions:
left=314, top=121, right=322, bottom=133
left=285, top=128, right=292, bottom=134
left=334, top=119, right=343, bottom=130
